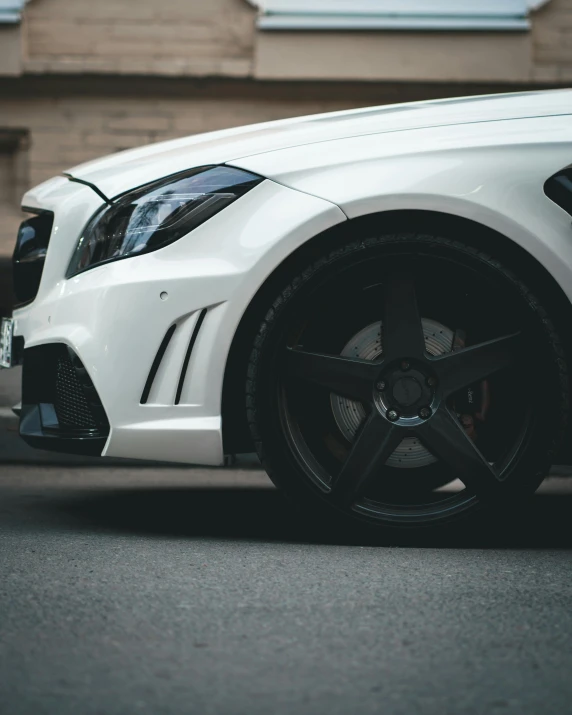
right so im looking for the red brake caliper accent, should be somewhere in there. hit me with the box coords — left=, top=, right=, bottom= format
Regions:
left=452, top=329, right=490, bottom=441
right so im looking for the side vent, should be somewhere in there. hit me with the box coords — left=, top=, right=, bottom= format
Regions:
left=140, top=324, right=177, bottom=404
left=175, top=309, right=207, bottom=405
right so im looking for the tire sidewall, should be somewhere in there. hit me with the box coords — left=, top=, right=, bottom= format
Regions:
left=247, top=233, right=569, bottom=529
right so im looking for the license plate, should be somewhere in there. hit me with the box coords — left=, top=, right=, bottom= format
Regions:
left=0, top=318, right=14, bottom=369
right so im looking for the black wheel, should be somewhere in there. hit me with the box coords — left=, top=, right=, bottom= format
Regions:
left=247, top=233, right=568, bottom=529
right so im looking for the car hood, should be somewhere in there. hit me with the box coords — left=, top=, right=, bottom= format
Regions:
left=66, top=90, right=572, bottom=199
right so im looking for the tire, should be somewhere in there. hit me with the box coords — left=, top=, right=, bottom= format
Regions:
left=247, top=233, right=569, bottom=529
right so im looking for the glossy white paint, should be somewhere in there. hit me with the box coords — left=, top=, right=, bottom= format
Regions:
left=14, top=181, right=345, bottom=464
left=67, top=90, right=572, bottom=198
left=13, top=90, right=572, bottom=465
left=234, top=114, right=572, bottom=305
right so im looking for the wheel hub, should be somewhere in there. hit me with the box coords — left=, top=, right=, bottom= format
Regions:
left=392, top=376, right=421, bottom=407
left=330, top=318, right=454, bottom=468
left=374, top=363, right=437, bottom=418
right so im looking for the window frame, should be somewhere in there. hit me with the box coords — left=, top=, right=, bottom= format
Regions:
left=0, top=0, right=27, bottom=24
left=247, top=0, right=551, bottom=32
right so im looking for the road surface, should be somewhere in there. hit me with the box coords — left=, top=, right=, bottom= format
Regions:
left=1, top=367, right=572, bottom=715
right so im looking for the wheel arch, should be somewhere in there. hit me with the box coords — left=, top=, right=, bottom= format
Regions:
left=222, top=209, right=572, bottom=456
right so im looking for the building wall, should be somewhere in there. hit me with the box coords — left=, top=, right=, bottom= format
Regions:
left=256, top=0, right=572, bottom=82
left=21, top=0, right=255, bottom=77
left=0, top=26, right=22, bottom=76
left=255, top=32, right=532, bottom=83
left=7, top=0, right=572, bottom=83
left=11, top=0, right=572, bottom=83
left=532, top=0, right=572, bottom=81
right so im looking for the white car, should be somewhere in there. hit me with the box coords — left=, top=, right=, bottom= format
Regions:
left=3, top=90, right=572, bottom=530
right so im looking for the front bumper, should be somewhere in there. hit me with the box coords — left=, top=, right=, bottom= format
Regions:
left=20, top=344, right=109, bottom=456
left=0, top=318, right=24, bottom=369
left=13, top=177, right=346, bottom=465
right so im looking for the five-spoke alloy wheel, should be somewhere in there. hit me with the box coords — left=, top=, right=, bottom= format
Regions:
left=247, top=233, right=568, bottom=529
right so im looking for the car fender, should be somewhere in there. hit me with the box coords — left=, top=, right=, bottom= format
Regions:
left=232, top=115, right=572, bottom=307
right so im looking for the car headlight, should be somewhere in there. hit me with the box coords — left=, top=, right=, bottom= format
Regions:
left=66, top=165, right=262, bottom=277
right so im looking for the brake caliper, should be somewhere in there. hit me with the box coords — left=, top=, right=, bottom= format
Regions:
left=452, top=329, right=490, bottom=441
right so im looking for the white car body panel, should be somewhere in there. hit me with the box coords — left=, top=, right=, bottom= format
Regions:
left=14, top=180, right=345, bottom=464
left=12, top=89, right=572, bottom=465
left=233, top=114, right=572, bottom=305
left=66, top=90, right=572, bottom=199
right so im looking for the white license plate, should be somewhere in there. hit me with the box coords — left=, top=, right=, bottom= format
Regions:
left=0, top=318, right=14, bottom=369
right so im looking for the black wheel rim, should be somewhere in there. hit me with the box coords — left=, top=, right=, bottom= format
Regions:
left=275, top=248, right=542, bottom=525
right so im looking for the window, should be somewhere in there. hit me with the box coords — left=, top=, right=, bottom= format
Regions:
left=0, top=1, right=27, bottom=25
left=247, top=0, right=552, bottom=31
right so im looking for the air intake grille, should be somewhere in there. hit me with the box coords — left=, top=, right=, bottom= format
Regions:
left=13, top=210, right=55, bottom=307
left=22, top=343, right=109, bottom=437
left=54, top=354, right=99, bottom=430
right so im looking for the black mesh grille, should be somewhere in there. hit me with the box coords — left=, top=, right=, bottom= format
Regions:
left=54, top=354, right=99, bottom=429
left=22, top=344, right=109, bottom=437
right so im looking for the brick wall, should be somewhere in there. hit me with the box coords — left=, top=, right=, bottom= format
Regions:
left=22, top=0, right=255, bottom=77
left=532, top=0, right=572, bottom=81
left=255, top=0, right=572, bottom=83
left=13, top=0, right=572, bottom=83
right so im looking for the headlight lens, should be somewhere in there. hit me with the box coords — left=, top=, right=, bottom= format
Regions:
left=66, top=165, right=262, bottom=277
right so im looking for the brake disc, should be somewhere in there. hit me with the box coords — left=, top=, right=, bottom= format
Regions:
left=330, top=319, right=454, bottom=469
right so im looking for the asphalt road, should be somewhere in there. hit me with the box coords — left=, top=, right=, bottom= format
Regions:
left=2, top=368, right=572, bottom=715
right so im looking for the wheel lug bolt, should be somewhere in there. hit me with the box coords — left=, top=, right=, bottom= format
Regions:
left=387, top=409, right=399, bottom=422
left=419, top=407, right=432, bottom=420
left=401, top=361, right=410, bottom=371
left=376, top=381, right=386, bottom=391
left=426, top=377, right=437, bottom=387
